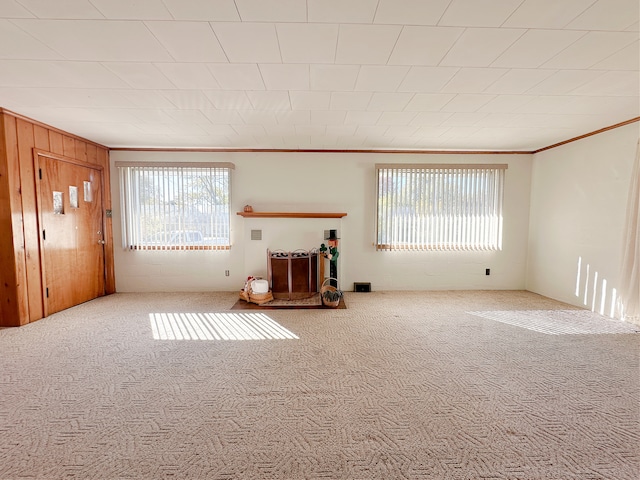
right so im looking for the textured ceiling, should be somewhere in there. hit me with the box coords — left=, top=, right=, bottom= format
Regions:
left=0, top=0, right=638, bottom=151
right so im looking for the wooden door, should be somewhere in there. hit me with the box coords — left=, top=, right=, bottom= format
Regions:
left=35, top=152, right=105, bottom=316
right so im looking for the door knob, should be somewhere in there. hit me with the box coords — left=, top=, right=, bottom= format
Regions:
left=98, top=240, right=105, bottom=244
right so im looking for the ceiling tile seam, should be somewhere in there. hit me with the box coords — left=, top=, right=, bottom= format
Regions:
left=585, top=36, right=640, bottom=70
left=230, top=1, right=242, bottom=22
left=141, top=21, right=180, bottom=65
left=371, top=0, right=382, bottom=26
left=12, top=13, right=637, bottom=31
left=564, top=25, right=640, bottom=33
left=434, top=26, right=466, bottom=68
left=517, top=68, right=564, bottom=95
left=7, top=18, right=66, bottom=60
left=332, top=23, right=340, bottom=64
left=540, top=32, right=639, bottom=70
left=563, top=0, right=615, bottom=30
left=352, top=66, right=369, bottom=100
left=397, top=93, right=418, bottom=115
left=18, top=1, right=108, bottom=20
left=12, top=1, right=38, bottom=19
left=160, top=0, right=176, bottom=21
left=383, top=24, right=404, bottom=66
left=588, top=59, right=640, bottom=72
left=254, top=65, right=272, bottom=91
left=152, top=63, right=183, bottom=90
left=272, top=23, right=284, bottom=64
left=115, top=1, right=171, bottom=21
left=498, top=0, right=594, bottom=30
left=536, top=29, right=593, bottom=68
left=483, top=29, right=530, bottom=69
left=433, top=0, right=456, bottom=26
left=472, top=68, right=514, bottom=95
left=549, top=71, right=610, bottom=97
left=100, top=63, right=135, bottom=90
left=438, top=85, right=498, bottom=113
left=494, top=0, right=526, bottom=28
left=393, top=65, right=414, bottom=94
left=207, top=22, right=231, bottom=64
left=159, top=90, right=186, bottom=110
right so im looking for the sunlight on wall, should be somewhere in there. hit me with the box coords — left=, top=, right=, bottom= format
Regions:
left=575, top=256, right=621, bottom=319
left=149, top=312, right=299, bottom=340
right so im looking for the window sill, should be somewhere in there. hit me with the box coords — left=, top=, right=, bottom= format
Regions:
left=129, top=245, right=231, bottom=251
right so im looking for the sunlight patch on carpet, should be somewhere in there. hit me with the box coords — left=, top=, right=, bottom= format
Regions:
left=149, top=312, right=299, bottom=340
left=468, top=309, right=640, bottom=335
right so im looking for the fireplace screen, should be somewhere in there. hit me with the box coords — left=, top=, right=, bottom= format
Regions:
left=267, top=249, right=319, bottom=300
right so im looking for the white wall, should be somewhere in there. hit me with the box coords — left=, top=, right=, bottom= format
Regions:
left=110, top=151, right=532, bottom=292
left=526, top=123, right=640, bottom=317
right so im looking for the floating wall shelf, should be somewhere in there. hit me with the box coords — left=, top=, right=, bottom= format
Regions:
left=237, top=212, right=347, bottom=219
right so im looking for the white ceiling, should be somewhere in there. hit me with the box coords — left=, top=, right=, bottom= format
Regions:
left=0, top=0, right=638, bottom=151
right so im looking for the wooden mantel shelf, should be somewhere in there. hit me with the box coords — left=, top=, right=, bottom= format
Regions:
left=237, top=212, right=347, bottom=218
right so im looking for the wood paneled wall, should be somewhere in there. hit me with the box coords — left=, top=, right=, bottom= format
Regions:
left=0, top=108, right=114, bottom=327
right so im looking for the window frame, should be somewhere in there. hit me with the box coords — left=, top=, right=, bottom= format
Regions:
left=117, top=161, right=234, bottom=251
left=375, top=163, right=507, bottom=252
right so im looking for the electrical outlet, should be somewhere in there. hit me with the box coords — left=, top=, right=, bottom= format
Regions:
left=225, top=270, right=230, bottom=276
left=485, top=268, right=490, bottom=276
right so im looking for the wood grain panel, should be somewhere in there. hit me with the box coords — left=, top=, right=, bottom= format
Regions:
left=75, top=140, right=87, bottom=162
left=16, top=119, right=44, bottom=321
left=0, top=109, right=113, bottom=326
left=49, top=131, right=64, bottom=155
left=0, top=114, right=21, bottom=326
left=0, top=108, right=106, bottom=150
left=36, top=153, right=105, bottom=315
left=86, top=144, right=98, bottom=165
left=33, top=124, right=50, bottom=151
left=0, top=114, right=29, bottom=326
left=97, top=147, right=115, bottom=294
left=62, top=136, right=75, bottom=158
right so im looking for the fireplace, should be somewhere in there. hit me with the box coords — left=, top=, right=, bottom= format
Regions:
left=267, top=249, right=319, bottom=300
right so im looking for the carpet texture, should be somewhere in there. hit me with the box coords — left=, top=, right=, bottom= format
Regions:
left=0, top=290, right=638, bottom=479
left=468, top=309, right=640, bottom=335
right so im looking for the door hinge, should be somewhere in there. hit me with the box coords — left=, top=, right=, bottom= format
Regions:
left=46, top=287, right=49, bottom=298
left=39, top=168, right=42, bottom=180
left=42, top=229, right=46, bottom=240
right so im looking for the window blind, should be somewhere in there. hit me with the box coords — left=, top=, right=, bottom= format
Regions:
left=375, top=164, right=507, bottom=251
left=118, top=162, right=233, bottom=251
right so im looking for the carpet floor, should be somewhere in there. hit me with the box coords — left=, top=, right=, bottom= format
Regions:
left=0, top=290, right=638, bottom=479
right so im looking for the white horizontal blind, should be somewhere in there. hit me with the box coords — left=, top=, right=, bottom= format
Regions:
left=376, top=164, right=506, bottom=251
left=118, top=162, right=232, bottom=251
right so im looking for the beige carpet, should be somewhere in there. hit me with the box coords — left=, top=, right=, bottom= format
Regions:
left=469, top=309, right=640, bottom=335
left=0, top=290, right=638, bottom=479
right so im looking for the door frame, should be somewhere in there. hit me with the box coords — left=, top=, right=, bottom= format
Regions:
left=33, top=149, right=107, bottom=317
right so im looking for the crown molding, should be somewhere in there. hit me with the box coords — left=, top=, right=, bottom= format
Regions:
left=3, top=107, right=636, bottom=156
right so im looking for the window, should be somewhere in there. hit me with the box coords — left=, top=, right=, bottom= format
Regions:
left=118, top=162, right=233, bottom=250
left=375, top=163, right=507, bottom=251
